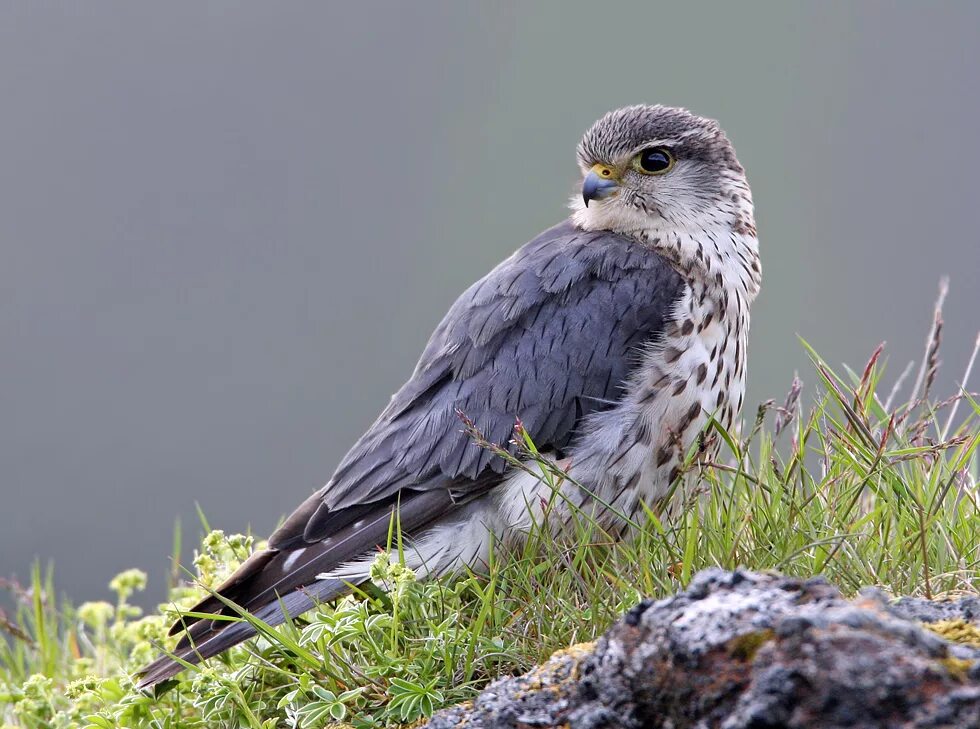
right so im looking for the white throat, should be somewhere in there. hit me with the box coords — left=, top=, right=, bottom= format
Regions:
left=570, top=195, right=762, bottom=306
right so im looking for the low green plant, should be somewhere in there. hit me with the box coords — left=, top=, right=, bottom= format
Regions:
left=2, top=291, right=977, bottom=727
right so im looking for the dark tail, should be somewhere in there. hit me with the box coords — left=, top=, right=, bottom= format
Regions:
left=136, top=488, right=454, bottom=690
left=136, top=576, right=349, bottom=689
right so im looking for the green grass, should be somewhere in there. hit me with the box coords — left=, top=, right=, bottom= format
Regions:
left=2, top=308, right=978, bottom=727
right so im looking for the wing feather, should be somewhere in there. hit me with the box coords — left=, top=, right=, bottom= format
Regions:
left=139, top=219, right=684, bottom=689
left=319, top=220, right=683, bottom=515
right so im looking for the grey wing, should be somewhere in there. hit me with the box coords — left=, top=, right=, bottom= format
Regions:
left=137, top=220, right=683, bottom=689
left=313, top=220, right=685, bottom=521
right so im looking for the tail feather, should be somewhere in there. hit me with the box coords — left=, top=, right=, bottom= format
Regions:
left=167, top=548, right=279, bottom=637
left=136, top=488, right=456, bottom=691
left=136, top=578, right=349, bottom=690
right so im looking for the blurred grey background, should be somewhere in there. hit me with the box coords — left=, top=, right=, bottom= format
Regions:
left=1, top=2, right=978, bottom=606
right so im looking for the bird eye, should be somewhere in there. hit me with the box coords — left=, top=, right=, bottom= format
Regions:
left=633, top=147, right=675, bottom=175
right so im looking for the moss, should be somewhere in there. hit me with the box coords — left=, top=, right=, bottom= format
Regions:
left=728, top=629, right=775, bottom=661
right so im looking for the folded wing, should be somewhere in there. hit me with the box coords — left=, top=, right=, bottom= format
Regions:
left=137, top=220, right=683, bottom=689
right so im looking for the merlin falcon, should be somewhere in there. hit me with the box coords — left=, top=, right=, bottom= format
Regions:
left=138, top=104, right=761, bottom=688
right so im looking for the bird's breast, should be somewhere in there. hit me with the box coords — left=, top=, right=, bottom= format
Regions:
left=485, top=280, right=752, bottom=541
left=557, top=282, right=751, bottom=524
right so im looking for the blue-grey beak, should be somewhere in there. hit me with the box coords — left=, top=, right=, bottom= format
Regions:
left=582, top=166, right=620, bottom=206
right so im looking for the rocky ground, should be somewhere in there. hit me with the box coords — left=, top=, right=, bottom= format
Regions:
left=422, top=569, right=980, bottom=729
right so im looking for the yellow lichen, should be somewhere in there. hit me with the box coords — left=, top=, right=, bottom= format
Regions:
left=548, top=641, right=596, bottom=681
left=924, top=619, right=980, bottom=648
left=522, top=641, right=595, bottom=688
left=938, top=656, right=974, bottom=681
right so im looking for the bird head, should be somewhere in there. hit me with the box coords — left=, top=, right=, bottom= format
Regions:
left=572, top=105, right=753, bottom=232
left=572, top=105, right=759, bottom=295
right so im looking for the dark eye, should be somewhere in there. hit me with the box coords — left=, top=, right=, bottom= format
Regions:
left=634, top=147, right=675, bottom=175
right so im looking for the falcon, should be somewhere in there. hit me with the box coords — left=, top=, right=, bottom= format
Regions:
left=138, top=104, right=761, bottom=688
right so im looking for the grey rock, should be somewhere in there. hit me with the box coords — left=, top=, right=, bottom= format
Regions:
left=890, top=592, right=980, bottom=624
left=422, top=569, right=980, bottom=729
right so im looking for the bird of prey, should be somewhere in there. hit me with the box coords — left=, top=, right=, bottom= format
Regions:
left=138, top=104, right=761, bottom=689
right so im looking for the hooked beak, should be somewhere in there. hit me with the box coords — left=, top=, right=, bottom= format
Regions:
left=582, top=164, right=620, bottom=206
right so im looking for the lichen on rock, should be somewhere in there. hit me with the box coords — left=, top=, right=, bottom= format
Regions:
left=422, top=569, right=980, bottom=729
left=924, top=619, right=980, bottom=649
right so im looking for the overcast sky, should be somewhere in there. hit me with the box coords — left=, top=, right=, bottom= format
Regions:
left=1, top=2, right=978, bottom=606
